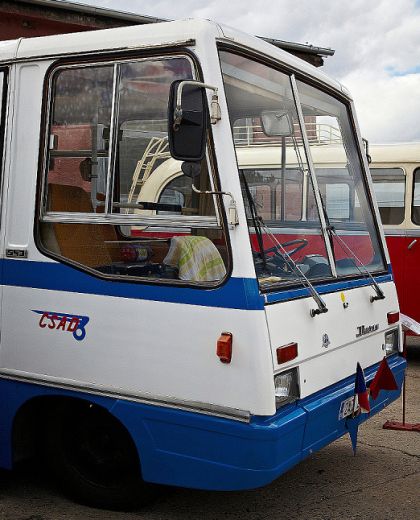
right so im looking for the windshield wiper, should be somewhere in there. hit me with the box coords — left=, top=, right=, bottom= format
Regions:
left=258, top=219, right=328, bottom=317
left=241, top=173, right=328, bottom=316
left=241, top=172, right=268, bottom=272
left=317, top=189, right=385, bottom=303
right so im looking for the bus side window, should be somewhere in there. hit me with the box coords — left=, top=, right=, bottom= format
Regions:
left=38, top=57, right=228, bottom=285
left=371, top=168, right=405, bottom=225
left=412, top=168, right=420, bottom=225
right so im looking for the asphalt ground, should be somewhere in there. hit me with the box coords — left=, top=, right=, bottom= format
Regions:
left=0, top=349, right=418, bottom=520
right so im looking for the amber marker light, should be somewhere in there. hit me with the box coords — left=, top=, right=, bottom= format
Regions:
left=217, top=332, right=233, bottom=363
left=276, top=342, right=298, bottom=364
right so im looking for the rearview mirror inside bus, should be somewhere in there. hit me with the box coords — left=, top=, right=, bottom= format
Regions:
left=168, top=80, right=209, bottom=161
left=261, top=109, right=294, bottom=137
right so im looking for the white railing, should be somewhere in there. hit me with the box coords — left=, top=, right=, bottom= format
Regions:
left=233, top=122, right=342, bottom=147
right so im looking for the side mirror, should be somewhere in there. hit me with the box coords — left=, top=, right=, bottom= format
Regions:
left=168, top=80, right=209, bottom=161
left=260, top=110, right=294, bottom=137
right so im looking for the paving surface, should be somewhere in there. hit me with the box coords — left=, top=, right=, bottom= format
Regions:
left=0, top=350, right=418, bottom=520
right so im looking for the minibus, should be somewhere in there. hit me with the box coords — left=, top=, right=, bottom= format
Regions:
left=0, top=20, right=406, bottom=509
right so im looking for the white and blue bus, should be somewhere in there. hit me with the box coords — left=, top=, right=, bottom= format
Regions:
left=0, top=19, right=405, bottom=509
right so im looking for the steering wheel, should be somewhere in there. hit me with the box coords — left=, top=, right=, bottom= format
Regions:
left=264, top=238, right=308, bottom=258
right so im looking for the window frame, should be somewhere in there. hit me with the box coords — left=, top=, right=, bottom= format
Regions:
left=40, top=55, right=222, bottom=230
left=35, top=48, right=232, bottom=287
left=411, top=167, right=420, bottom=226
left=370, top=167, right=406, bottom=226
left=217, top=43, right=388, bottom=291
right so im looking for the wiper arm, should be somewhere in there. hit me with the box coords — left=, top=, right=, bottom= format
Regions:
left=259, top=219, right=328, bottom=317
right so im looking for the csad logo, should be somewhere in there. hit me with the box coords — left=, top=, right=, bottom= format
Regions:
left=32, top=310, right=89, bottom=341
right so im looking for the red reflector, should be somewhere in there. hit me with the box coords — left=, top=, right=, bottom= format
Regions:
left=387, top=311, right=399, bottom=324
left=217, top=332, right=233, bottom=364
left=276, top=342, right=298, bottom=364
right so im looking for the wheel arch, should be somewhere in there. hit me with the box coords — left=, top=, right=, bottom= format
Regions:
left=11, top=394, right=141, bottom=470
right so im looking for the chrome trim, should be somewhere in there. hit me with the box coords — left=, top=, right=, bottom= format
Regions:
left=382, top=228, right=406, bottom=236
left=405, top=229, right=420, bottom=237
left=42, top=213, right=220, bottom=228
left=0, top=369, right=250, bottom=423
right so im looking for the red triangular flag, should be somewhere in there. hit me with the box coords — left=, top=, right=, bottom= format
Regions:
left=370, top=357, right=398, bottom=400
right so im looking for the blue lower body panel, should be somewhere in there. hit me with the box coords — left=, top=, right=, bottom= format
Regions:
left=0, top=355, right=406, bottom=490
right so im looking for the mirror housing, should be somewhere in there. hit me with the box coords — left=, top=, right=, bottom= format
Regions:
left=168, top=80, right=209, bottom=161
left=261, top=110, right=294, bottom=137
left=181, top=161, right=201, bottom=179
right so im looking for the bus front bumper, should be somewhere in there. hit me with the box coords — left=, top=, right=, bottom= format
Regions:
left=118, top=355, right=406, bottom=490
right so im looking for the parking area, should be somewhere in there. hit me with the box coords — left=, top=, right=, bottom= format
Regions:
left=0, top=350, right=418, bottom=520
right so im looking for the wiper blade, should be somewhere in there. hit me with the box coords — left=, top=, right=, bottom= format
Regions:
left=259, top=220, right=328, bottom=317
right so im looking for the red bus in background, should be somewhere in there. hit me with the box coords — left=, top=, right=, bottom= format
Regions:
left=368, top=143, right=420, bottom=339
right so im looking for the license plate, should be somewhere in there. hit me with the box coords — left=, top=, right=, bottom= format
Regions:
left=338, top=395, right=358, bottom=420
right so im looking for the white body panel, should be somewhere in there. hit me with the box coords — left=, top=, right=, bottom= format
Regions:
left=265, top=281, right=400, bottom=397
left=0, top=286, right=274, bottom=415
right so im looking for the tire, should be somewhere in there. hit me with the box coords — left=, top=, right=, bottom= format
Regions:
left=45, top=402, right=159, bottom=511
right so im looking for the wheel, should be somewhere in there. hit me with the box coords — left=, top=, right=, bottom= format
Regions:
left=45, top=402, right=159, bottom=511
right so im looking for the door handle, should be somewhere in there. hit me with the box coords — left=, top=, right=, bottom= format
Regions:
left=408, top=239, right=417, bottom=250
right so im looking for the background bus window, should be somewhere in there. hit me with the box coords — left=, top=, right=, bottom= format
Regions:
left=371, top=168, right=405, bottom=225
left=412, top=168, right=420, bottom=225
left=240, top=169, right=303, bottom=222
left=307, top=168, right=353, bottom=222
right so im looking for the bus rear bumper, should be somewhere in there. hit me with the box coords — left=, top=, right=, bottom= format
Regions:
left=119, top=355, right=406, bottom=490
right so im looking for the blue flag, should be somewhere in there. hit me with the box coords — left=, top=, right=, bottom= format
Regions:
left=346, top=413, right=362, bottom=455
left=355, top=362, right=370, bottom=413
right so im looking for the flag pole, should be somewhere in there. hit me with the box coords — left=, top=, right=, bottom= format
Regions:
left=383, top=332, right=420, bottom=432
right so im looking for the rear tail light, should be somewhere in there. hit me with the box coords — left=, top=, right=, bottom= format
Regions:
left=387, top=311, right=399, bottom=324
left=276, top=342, right=298, bottom=364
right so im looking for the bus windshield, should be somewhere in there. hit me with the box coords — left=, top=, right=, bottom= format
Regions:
left=219, top=50, right=385, bottom=289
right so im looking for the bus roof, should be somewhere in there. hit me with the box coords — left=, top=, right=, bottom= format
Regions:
left=369, top=142, right=420, bottom=164
left=0, top=18, right=344, bottom=95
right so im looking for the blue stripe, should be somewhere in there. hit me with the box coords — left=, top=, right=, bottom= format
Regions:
left=265, top=272, right=393, bottom=304
left=1, top=259, right=393, bottom=310
left=2, top=259, right=264, bottom=310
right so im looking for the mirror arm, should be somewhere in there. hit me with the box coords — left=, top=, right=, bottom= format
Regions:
left=174, top=80, right=221, bottom=129
left=191, top=184, right=238, bottom=228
